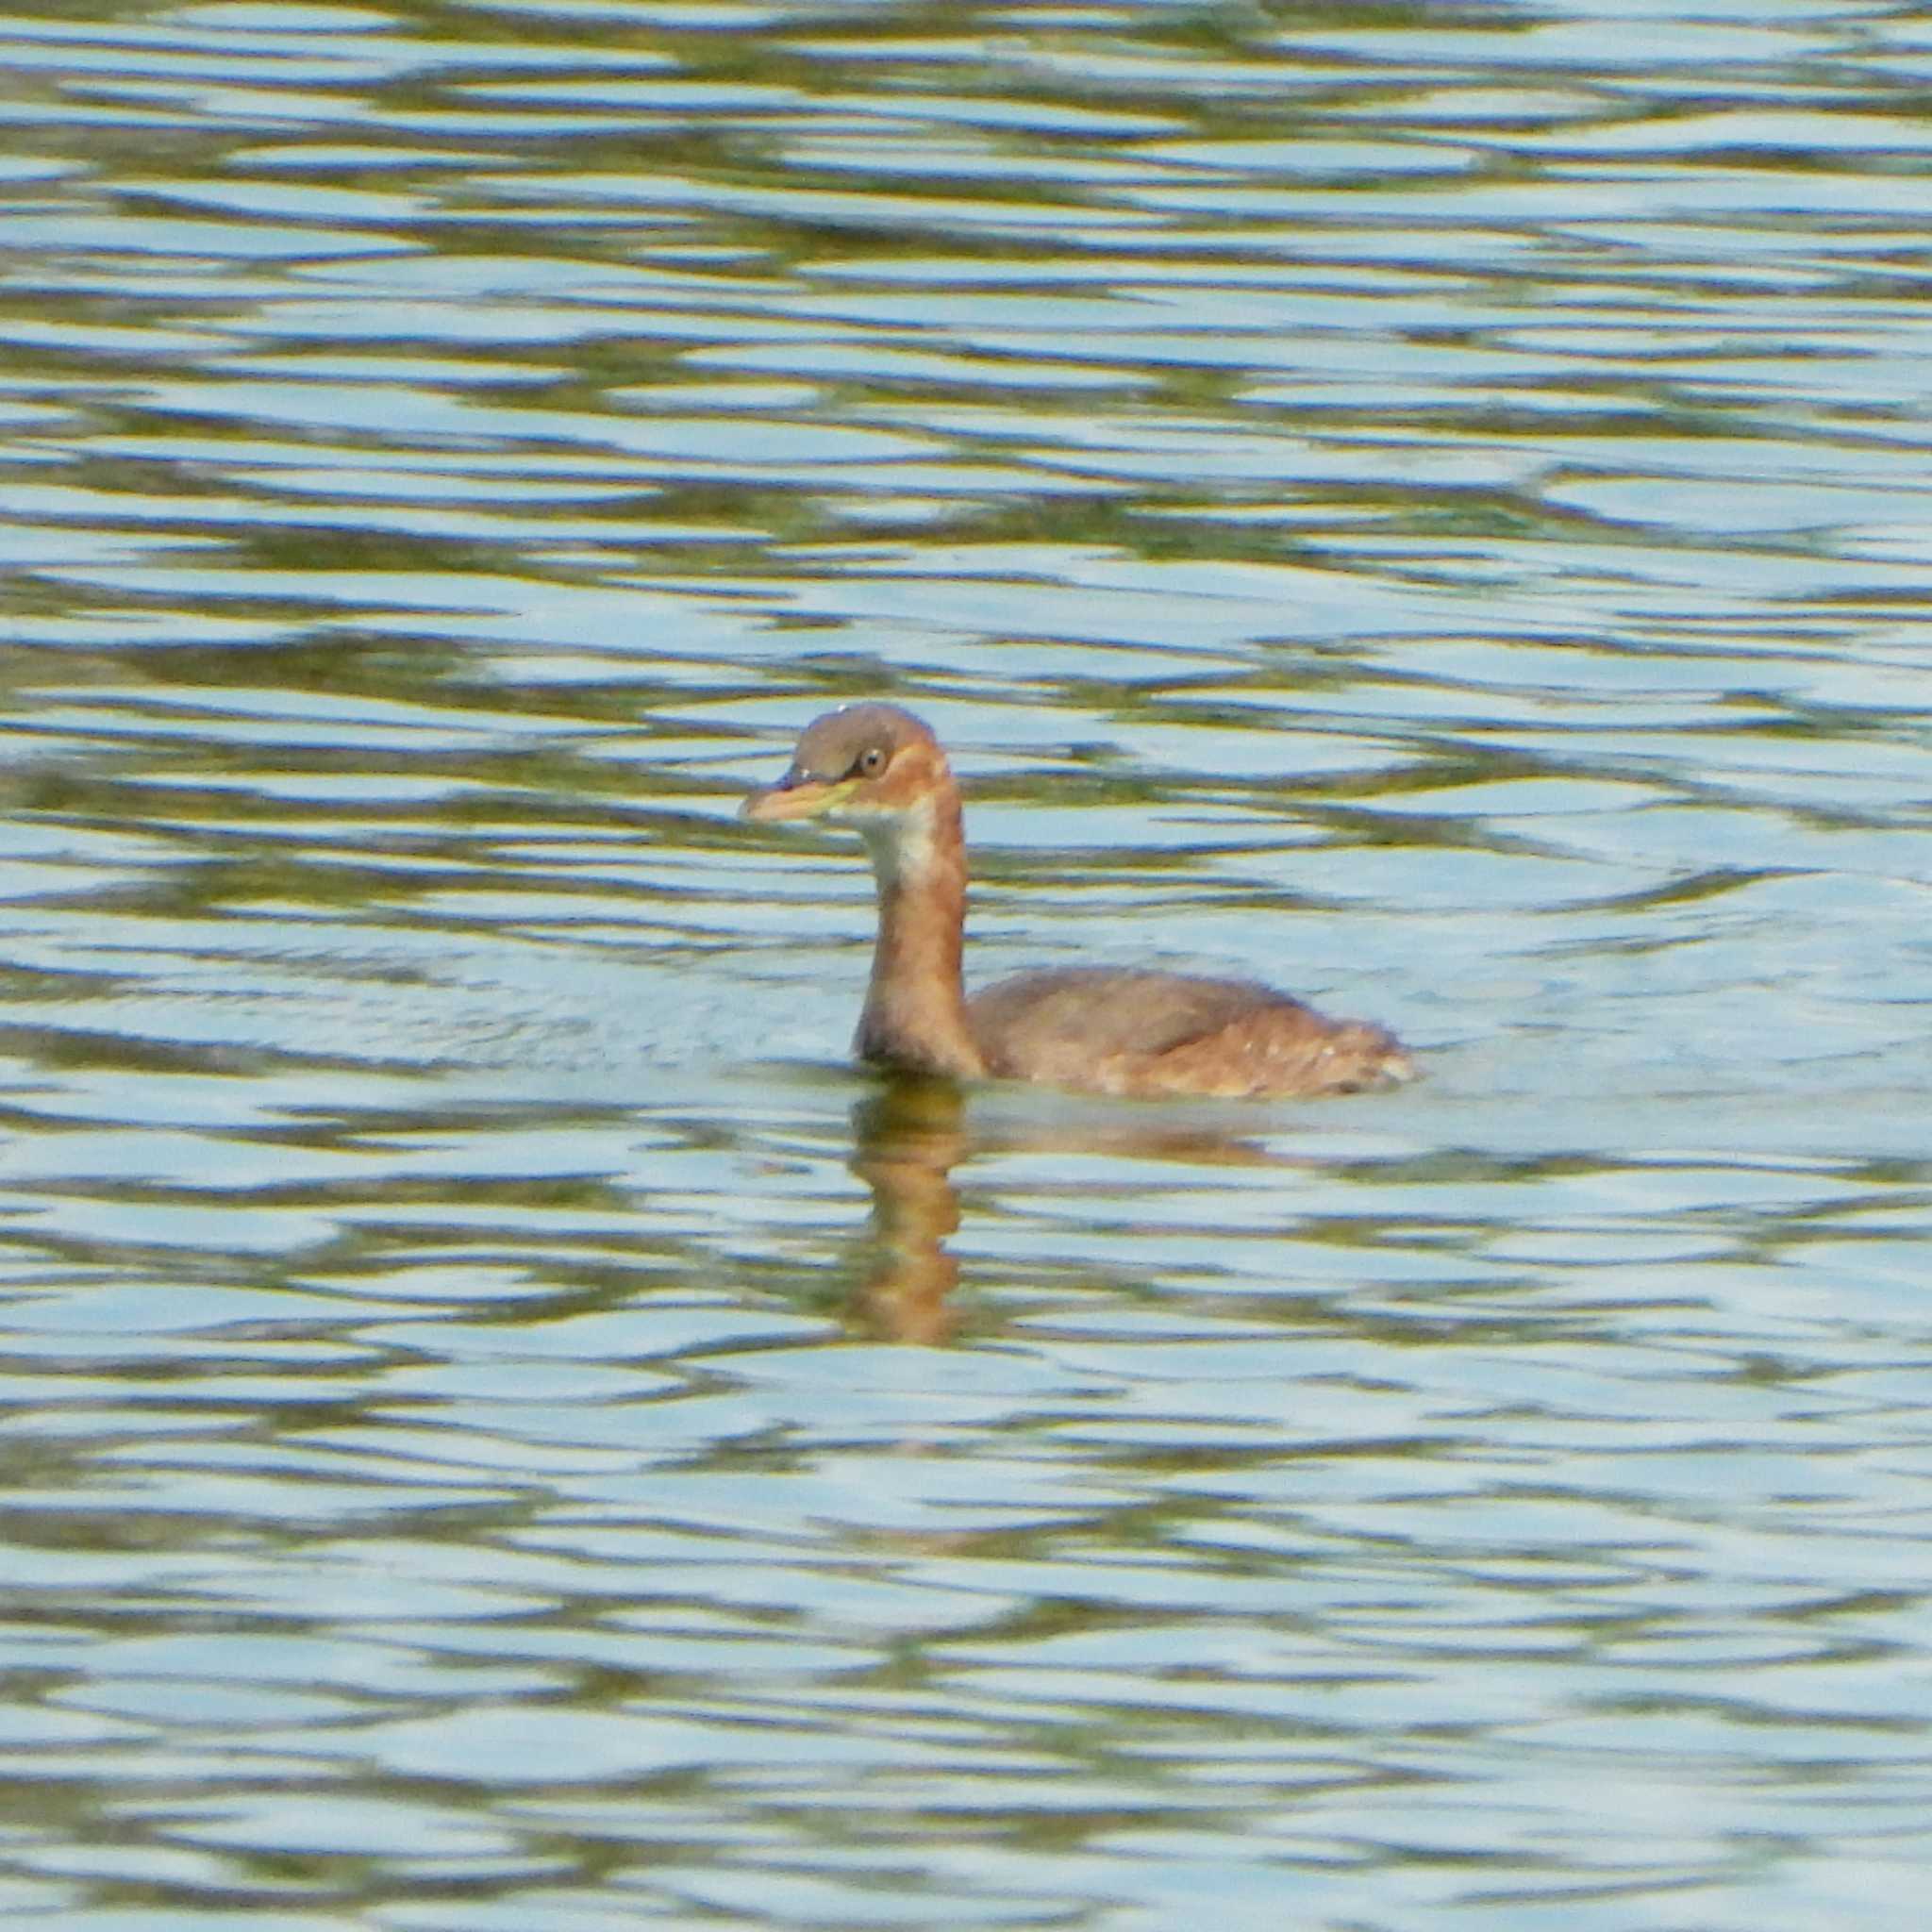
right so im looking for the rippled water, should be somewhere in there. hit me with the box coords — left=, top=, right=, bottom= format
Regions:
left=4, top=1, right=1932, bottom=1925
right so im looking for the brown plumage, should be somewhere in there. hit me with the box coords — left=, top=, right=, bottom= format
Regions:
left=741, top=704, right=1410, bottom=1099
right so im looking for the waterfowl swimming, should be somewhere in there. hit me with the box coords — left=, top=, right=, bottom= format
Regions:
left=742, top=704, right=1409, bottom=1099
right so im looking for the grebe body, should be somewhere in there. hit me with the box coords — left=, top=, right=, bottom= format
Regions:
left=743, top=704, right=1408, bottom=1100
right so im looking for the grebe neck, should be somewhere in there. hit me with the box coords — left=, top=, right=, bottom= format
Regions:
left=854, top=790, right=985, bottom=1079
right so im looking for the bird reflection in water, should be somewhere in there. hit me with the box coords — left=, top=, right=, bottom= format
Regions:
left=848, top=1076, right=969, bottom=1344
left=844, top=1075, right=1328, bottom=1344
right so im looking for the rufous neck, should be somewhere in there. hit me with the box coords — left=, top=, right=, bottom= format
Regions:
left=854, top=788, right=985, bottom=1079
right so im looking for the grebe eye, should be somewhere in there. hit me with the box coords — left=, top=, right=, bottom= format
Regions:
left=857, top=747, right=886, bottom=776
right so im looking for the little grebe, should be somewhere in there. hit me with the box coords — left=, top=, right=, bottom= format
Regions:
left=742, top=704, right=1410, bottom=1099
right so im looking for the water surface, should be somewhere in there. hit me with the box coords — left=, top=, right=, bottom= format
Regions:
left=3, top=1, right=1932, bottom=1926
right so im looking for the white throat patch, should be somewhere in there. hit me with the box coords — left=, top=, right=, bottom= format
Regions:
left=858, top=794, right=941, bottom=890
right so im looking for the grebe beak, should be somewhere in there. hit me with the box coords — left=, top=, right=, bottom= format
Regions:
left=741, top=769, right=858, bottom=823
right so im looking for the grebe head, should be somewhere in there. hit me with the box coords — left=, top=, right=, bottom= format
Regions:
left=741, top=704, right=951, bottom=833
